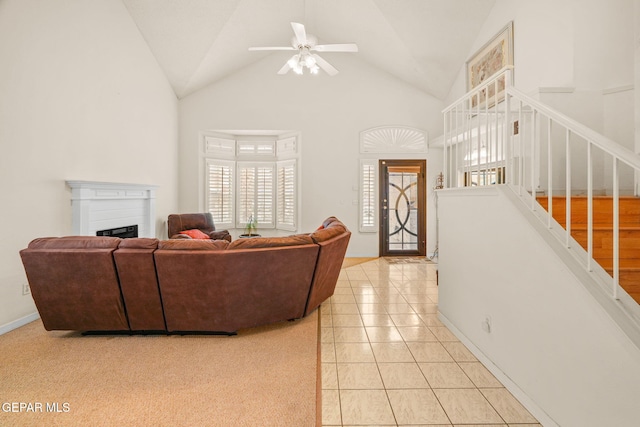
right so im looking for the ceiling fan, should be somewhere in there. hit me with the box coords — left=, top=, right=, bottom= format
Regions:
left=249, top=22, right=358, bottom=76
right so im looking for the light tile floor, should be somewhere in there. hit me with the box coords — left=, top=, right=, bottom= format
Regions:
left=321, top=258, right=541, bottom=427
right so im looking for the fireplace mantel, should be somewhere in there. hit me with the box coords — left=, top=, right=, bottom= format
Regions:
left=66, top=181, right=158, bottom=238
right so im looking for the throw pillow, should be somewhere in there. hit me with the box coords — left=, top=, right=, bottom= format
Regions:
left=179, top=229, right=210, bottom=239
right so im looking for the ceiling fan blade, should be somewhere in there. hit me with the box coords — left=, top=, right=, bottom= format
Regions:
left=248, top=46, right=296, bottom=51
left=277, top=62, right=291, bottom=75
left=291, top=22, right=307, bottom=46
left=312, top=54, right=338, bottom=76
left=313, top=43, right=359, bottom=53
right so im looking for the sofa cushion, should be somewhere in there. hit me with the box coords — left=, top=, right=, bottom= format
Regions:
left=27, top=236, right=121, bottom=250
left=118, top=238, right=159, bottom=250
left=158, top=239, right=229, bottom=251
left=169, top=234, right=191, bottom=239
left=304, top=222, right=351, bottom=316
left=309, top=218, right=347, bottom=243
left=321, top=216, right=342, bottom=228
left=179, top=229, right=210, bottom=239
left=20, top=237, right=128, bottom=331
left=114, top=238, right=164, bottom=331
left=227, top=234, right=314, bottom=250
left=208, top=230, right=232, bottom=242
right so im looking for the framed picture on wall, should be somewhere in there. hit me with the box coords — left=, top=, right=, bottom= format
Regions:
left=466, top=21, right=514, bottom=108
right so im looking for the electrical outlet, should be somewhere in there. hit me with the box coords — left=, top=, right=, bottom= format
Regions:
left=22, top=282, right=30, bottom=296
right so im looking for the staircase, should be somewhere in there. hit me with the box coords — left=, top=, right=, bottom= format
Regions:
left=439, top=66, right=640, bottom=427
left=442, top=67, right=640, bottom=307
left=537, top=196, right=640, bottom=303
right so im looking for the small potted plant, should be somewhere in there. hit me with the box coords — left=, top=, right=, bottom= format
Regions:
left=241, top=215, right=260, bottom=238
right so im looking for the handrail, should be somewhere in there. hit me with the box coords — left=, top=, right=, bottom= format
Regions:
left=442, top=68, right=640, bottom=308
left=506, top=86, right=640, bottom=171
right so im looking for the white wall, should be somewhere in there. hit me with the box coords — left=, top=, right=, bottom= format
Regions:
left=574, top=0, right=635, bottom=90
left=438, top=186, right=640, bottom=427
left=445, top=0, right=574, bottom=106
left=446, top=0, right=634, bottom=103
left=179, top=53, right=443, bottom=257
left=0, top=0, right=179, bottom=330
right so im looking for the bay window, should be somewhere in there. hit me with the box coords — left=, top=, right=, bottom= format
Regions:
left=202, top=133, right=299, bottom=232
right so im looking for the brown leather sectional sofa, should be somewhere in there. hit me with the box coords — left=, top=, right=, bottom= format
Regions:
left=20, top=217, right=350, bottom=335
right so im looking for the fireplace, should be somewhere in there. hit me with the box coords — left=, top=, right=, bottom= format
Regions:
left=66, top=181, right=157, bottom=238
left=96, top=225, right=138, bottom=239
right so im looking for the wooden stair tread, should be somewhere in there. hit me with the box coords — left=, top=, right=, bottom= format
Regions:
left=566, top=225, right=640, bottom=231
left=538, top=195, right=640, bottom=199
left=536, top=196, right=640, bottom=304
left=537, top=196, right=640, bottom=211
left=596, top=259, right=640, bottom=271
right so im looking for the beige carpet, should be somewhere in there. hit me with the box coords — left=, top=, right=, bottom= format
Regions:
left=0, top=313, right=319, bottom=427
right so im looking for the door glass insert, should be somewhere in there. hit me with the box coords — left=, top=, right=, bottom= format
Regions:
left=387, top=166, right=419, bottom=252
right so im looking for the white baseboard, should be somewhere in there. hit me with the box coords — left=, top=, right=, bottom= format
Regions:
left=438, top=311, right=557, bottom=427
left=0, top=312, right=40, bottom=336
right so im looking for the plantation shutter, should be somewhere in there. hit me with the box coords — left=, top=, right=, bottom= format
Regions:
left=256, top=165, right=274, bottom=226
left=360, top=159, right=377, bottom=232
left=237, top=162, right=275, bottom=228
left=206, top=159, right=234, bottom=229
left=277, top=160, right=297, bottom=230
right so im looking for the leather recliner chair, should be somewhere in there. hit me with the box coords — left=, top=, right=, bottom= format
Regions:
left=167, top=213, right=232, bottom=242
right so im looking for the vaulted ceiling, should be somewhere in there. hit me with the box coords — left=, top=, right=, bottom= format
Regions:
left=122, top=0, right=496, bottom=100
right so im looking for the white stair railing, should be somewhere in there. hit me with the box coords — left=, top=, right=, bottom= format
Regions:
left=443, top=67, right=513, bottom=189
left=443, top=67, right=640, bottom=303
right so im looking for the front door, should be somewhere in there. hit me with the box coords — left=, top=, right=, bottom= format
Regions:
left=379, top=159, right=426, bottom=257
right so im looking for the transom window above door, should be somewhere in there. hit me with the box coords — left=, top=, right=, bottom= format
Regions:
left=358, top=125, right=428, bottom=234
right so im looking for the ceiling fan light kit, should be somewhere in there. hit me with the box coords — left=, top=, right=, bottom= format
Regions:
left=287, top=48, right=319, bottom=75
left=249, top=22, right=358, bottom=76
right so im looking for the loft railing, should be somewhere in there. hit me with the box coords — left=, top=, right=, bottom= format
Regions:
left=442, top=66, right=640, bottom=304
left=443, top=67, right=513, bottom=189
